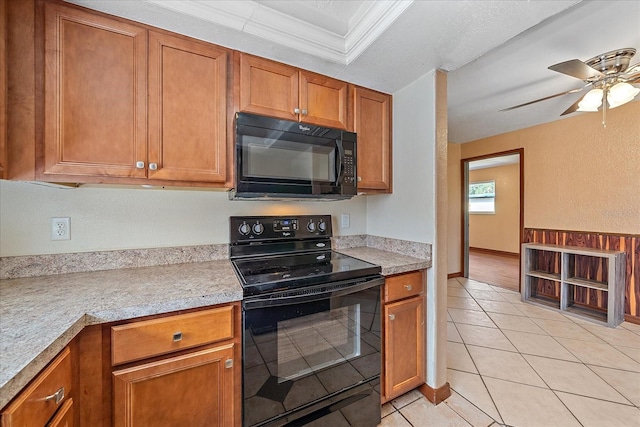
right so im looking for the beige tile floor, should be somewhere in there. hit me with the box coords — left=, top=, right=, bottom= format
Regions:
left=378, top=277, right=640, bottom=427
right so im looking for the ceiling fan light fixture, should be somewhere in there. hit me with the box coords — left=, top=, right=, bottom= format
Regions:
left=606, top=82, right=640, bottom=108
left=577, top=88, right=603, bottom=112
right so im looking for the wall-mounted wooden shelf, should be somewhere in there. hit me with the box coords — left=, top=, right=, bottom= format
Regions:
left=521, top=243, right=625, bottom=327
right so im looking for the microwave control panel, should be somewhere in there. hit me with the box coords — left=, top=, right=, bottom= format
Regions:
left=341, top=140, right=356, bottom=186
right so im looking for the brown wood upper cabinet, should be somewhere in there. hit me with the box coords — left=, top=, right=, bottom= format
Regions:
left=42, top=2, right=228, bottom=184
left=238, top=53, right=349, bottom=130
left=147, top=31, right=227, bottom=183
left=353, top=86, right=392, bottom=193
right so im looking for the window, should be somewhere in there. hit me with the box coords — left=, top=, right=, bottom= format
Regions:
left=469, top=180, right=495, bottom=214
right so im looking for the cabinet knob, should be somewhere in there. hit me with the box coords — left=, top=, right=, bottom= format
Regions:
left=45, top=387, right=65, bottom=405
left=302, top=109, right=308, bottom=115
left=294, top=108, right=300, bottom=114
left=136, top=161, right=145, bottom=169
left=357, top=176, right=362, bottom=182
left=388, top=314, right=395, bottom=321
left=149, top=163, right=158, bottom=171
left=225, top=359, right=233, bottom=369
left=173, top=332, right=183, bottom=342
left=404, top=284, right=413, bottom=291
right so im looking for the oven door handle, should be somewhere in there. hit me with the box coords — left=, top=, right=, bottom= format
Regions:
left=243, top=277, right=384, bottom=310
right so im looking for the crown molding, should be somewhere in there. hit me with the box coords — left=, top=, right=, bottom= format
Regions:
left=143, top=0, right=413, bottom=65
left=345, top=0, right=414, bottom=64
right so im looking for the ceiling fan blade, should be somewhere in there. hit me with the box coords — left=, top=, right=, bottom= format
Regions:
left=548, top=59, right=604, bottom=80
left=626, top=62, right=640, bottom=74
left=500, top=86, right=586, bottom=111
left=560, top=98, right=582, bottom=116
left=627, top=75, right=640, bottom=84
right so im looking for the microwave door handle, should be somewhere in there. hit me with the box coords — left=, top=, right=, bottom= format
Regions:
left=336, top=141, right=344, bottom=182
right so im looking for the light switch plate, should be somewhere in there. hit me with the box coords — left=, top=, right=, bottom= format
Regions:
left=341, top=213, right=350, bottom=228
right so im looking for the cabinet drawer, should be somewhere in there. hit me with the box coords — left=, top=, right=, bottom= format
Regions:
left=385, top=271, right=424, bottom=303
left=1, top=347, right=72, bottom=427
left=112, top=305, right=234, bottom=365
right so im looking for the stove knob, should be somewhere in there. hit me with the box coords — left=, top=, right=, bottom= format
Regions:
left=318, top=221, right=326, bottom=232
left=307, top=221, right=316, bottom=232
left=253, top=222, right=264, bottom=235
left=239, top=223, right=251, bottom=235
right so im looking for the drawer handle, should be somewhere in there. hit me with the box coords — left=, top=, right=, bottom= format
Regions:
left=388, top=314, right=395, bottom=321
left=45, top=387, right=64, bottom=405
left=173, top=332, right=183, bottom=342
left=404, top=284, right=413, bottom=291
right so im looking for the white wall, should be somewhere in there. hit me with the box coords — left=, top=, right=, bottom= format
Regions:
left=0, top=180, right=367, bottom=257
left=368, top=70, right=445, bottom=391
left=367, top=70, right=436, bottom=245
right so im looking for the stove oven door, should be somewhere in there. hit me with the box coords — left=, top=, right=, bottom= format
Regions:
left=242, top=276, right=383, bottom=427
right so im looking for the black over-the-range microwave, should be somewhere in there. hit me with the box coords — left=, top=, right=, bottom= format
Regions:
left=229, top=112, right=357, bottom=200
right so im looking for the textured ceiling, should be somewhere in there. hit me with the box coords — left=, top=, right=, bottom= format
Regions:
left=65, top=0, right=639, bottom=143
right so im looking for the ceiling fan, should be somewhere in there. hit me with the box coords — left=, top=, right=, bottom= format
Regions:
left=502, top=48, right=640, bottom=124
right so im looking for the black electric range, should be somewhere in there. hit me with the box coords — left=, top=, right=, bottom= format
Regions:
left=230, top=215, right=383, bottom=427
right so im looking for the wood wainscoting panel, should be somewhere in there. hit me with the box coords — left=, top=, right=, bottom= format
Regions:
left=524, top=228, right=639, bottom=323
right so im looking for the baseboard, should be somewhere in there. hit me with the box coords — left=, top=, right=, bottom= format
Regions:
left=624, top=314, right=640, bottom=325
left=469, top=247, right=519, bottom=258
left=447, top=272, right=462, bottom=279
left=418, top=382, right=451, bottom=405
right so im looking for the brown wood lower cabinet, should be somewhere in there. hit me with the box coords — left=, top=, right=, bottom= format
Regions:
left=382, top=270, right=426, bottom=402
left=47, top=399, right=74, bottom=427
left=113, top=345, right=235, bottom=427
left=1, top=347, right=73, bottom=427
left=1, top=302, right=241, bottom=427
left=110, top=303, right=241, bottom=427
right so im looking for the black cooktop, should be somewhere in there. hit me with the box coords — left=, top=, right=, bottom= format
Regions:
left=229, top=215, right=382, bottom=296
left=233, top=250, right=380, bottom=288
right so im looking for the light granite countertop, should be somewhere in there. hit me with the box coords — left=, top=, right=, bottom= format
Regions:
left=0, top=259, right=242, bottom=409
left=336, top=247, right=430, bottom=276
left=0, top=246, right=429, bottom=409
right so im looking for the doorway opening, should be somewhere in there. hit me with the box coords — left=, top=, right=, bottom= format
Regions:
left=461, top=149, right=524, bottom=291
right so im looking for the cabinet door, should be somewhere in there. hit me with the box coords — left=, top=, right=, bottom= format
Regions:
left=353, top=87, right=391, bottom=192
left=148, top=32, right=228, bottom=183
left=1, top=347, right=72, bottom=427
left=0, top=0, right=6, bottom=179
left=47, top=398, right=74, bottom=427
left=43, top=3, right=147, bottom=178
left=238, top=53, right=298, bottom=122
left=384, top=296, right=425, bottom=400
left=299, top=71, right=348, bottom=129
left=113, top=344, right=235, bottom=427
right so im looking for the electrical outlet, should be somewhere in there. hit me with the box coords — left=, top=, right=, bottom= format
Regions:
left=51, top=217, right=71, bottom=241
left=341, top=213, right=350, bottom=229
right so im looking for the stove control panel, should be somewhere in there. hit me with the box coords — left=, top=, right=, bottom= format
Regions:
left=230, top=215, right=332, bottom=242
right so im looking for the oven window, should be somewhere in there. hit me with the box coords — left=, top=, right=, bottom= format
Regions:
left=243, top=136, right=336, bottom=182
left=277, top=305, right=360, bottom=382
